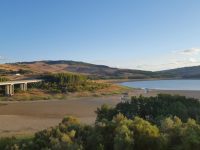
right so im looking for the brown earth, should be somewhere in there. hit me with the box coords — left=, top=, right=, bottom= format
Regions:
left=0, top=96, right=121, bottom=137
left=0, top=89, right=200, bottom=137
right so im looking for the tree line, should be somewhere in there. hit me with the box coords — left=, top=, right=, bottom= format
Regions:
left=39, top=73, right=109, bottom=93
left=96, top=94, right=200, bottom=124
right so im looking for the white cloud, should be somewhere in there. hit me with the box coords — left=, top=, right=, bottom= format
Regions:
left=134, top=59, right=200, bottom=71
left=189, top=58, right=197, bottom=63
left=178, top=48, right=200, bottom=55
left=62, top=48, right=200, bottom=71
left=0, top=56, right=6, bottom=61
left=0, top=55, right=14, bottom=64
left=132, top=48, right=200, bottom=71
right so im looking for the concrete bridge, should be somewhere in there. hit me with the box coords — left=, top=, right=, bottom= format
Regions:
left=0, top=79, right=42, bottom=96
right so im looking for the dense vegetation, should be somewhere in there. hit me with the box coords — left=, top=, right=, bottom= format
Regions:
left=2, top=115, right=200, bottom=150
left=96, top=94, right=200, bottom=124
left=0, top=77, right=9, bottom=82
left=0, top=69, right=32, bottom=75
left=2, top=94, right=200, bottom=150
left=40, top=73, right=109, bottom=93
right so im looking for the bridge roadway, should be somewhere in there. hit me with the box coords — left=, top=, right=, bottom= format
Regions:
left=0, top=79, right=42, bottom=96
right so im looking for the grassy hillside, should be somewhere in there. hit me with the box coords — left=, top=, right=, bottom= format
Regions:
left=0, top=60, right=157, bottom=80
left=1, top=60, right=200, bottom=80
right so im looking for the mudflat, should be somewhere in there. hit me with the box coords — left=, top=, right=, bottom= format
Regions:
left=1, top=89, right=200, bottom=137
left=0, top=96, right=122, bottom=137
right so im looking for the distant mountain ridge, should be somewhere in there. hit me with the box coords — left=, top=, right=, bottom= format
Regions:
left=158, top=65, right=200, bottom=79
left=0, top=60, right=200, bottom=79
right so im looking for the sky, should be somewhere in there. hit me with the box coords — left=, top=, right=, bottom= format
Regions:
left=0, top=0, right=200, bottom=71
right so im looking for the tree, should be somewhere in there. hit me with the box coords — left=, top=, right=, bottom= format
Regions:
left=113, top=114, right=134, bottom=150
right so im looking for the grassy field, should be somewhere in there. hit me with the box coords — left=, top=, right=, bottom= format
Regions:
left=0, top=83, right=130, bottom=101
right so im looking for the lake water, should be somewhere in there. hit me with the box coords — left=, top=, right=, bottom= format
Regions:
left=120, top=80, right=200, bottom=91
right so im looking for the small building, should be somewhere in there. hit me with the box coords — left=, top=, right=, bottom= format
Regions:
left=121, top=92, right=131, bottom=103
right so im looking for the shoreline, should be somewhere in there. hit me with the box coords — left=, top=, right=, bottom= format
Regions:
left=112, top=78, right=200, bottom=84
left=109, top=78, right=182, bottom=84
left=127, top=88, right=200, bottom=99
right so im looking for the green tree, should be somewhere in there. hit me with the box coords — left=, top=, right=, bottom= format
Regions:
left=113, top=114, right=134, bottom=150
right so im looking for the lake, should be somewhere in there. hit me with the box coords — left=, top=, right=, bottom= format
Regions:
left=120, top=80, right=200, bottom=91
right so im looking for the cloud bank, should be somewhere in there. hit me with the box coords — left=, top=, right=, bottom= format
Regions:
left=178, top=48, right=200, bottom=55
left=133, top=48, right=200, bottom=71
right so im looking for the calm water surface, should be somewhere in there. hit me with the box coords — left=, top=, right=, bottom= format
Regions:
left=120, top=80, right=200, bottom=91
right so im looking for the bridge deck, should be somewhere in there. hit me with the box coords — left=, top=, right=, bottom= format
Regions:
left=0, top=79, right=42, bottom=86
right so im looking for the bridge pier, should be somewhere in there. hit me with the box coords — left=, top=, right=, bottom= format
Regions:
left=20, top=83, right=27, bottom=91
left=0, top=79, right=42, bottom=96
left=5, top=84, right=14, bottom=96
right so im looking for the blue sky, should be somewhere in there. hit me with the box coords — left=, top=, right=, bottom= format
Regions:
left=0, top=0, right=200, bottom=71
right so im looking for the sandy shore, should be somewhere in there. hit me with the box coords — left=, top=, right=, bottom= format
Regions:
left=129, top=89, right=200, bottom=99
left=0, top=89, right=200, bottom=137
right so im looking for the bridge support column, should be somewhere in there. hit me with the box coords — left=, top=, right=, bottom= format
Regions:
left=5, top=85, right=14, bottom=96
left=20, top=83, right=27, bottom=91
left=5, top=85, right=9, bottom=95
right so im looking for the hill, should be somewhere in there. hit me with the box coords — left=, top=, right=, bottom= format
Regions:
left=0, top=60, right=200, bottom=80
left=0, top=60, right=157, bottom=80
left=158, top=65, right=200, bottom=79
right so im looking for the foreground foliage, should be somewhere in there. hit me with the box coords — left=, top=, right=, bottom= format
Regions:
left=96, top=94, right=200, bottom=124
left=3, top=115, right=200, bottom=150
left=2, top=94, right=200, bottom=150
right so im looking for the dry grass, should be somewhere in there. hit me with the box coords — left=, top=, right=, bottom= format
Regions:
left=94, top=84, right=130, bottom=95
left=0, top=89, right=52, bottom=101
left=0, top=62, right=70, bottom=74
left=0, top=83, right=130, bottom=101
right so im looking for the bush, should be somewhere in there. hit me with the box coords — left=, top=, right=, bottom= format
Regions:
left=4, top=115, right=200, bottom=150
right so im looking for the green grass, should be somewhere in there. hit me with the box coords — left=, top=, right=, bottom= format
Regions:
left=0, top=135, right=33, bottom=150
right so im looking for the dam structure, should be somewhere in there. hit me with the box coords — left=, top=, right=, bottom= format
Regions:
left=0, top=79, right=42, bottom=96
